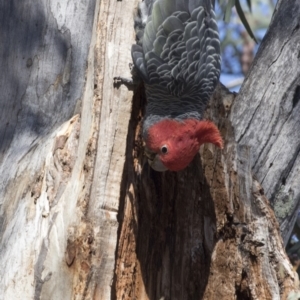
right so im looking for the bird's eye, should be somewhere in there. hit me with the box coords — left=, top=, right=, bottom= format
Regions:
left=161, top=145, right=168, bottom=154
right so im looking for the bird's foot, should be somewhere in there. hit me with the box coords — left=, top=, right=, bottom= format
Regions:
left=113, top=76, right=135, bottom=86
left=113, top=64, right=141, bottom=89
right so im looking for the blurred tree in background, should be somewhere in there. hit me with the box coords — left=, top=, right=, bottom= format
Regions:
left=218, top=0, right=276, bottom=89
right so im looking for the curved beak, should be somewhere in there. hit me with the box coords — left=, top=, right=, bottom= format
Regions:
left=144, top=147, right=168, bottom=172
left=148, top=155, right=168, bottom=172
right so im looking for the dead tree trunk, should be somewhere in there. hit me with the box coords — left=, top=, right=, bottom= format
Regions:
left=114, top=0, right=300, bottom=299
left=0, top=0, right=299, bottom=299
left=0, top=0, right=136, bottom=298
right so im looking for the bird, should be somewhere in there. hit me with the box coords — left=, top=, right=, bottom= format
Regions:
left=131, top=0, right=222, bottom=171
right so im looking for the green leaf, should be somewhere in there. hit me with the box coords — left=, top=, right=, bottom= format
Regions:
left=224, top=0, right=235, bottom=23
left=235, top=0, right=257, bottom=43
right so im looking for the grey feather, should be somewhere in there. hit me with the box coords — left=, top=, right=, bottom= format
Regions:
left=131, top=0, right=221, bottom=137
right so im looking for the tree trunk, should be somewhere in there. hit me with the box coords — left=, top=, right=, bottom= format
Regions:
left=0, top=0, right=300, bottom=299
left=0, top=0, right=135, bottom=298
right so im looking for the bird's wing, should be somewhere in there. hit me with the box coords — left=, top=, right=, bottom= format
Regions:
left=132, top=0, right=220, bottom=102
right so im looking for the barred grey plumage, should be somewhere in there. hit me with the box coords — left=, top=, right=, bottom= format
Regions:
left=131, top=0, right=221, bottom=139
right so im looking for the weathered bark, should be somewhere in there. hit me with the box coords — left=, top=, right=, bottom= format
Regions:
left=114, top=0, right=300, bottom=299
left=0, top=0, right=136, bottom=298
left=0, top=0, right=300, bottom=300
left=114, top=83, right=299, bottom=299
left=231, top=0, right=300, bottom=243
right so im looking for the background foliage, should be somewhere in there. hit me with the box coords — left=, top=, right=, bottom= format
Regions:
left=219, top=0, right=275, bottom=88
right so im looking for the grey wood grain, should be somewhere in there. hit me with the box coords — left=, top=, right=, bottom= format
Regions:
left=230, top=0, right=300, bottom=244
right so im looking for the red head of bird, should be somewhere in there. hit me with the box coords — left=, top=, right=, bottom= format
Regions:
left=146, top=119, right=223, bottom=171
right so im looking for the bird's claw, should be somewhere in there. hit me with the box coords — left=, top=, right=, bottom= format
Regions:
left=113, top=76, right=134, bottom=86
left=113, top=64, right=142, bottom=89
